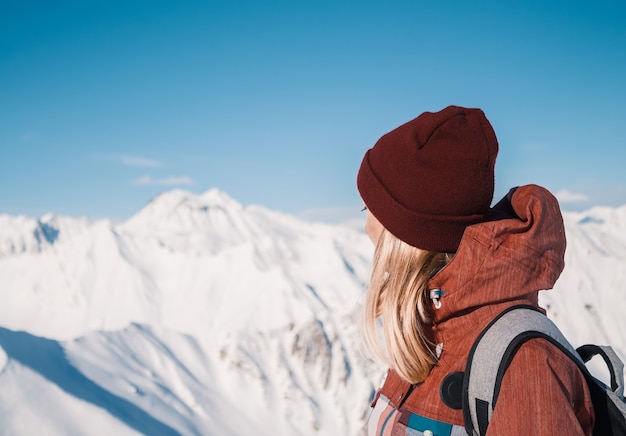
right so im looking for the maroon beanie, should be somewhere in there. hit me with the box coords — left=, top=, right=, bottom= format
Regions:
left=357, top=105, right=499, bottom=252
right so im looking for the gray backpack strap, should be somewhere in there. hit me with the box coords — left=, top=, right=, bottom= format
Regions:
left=462, top=305, right=582, bottom=436
left=578, top=344, right=625, bottom=398
left=576, top=344, right=626, bottom=435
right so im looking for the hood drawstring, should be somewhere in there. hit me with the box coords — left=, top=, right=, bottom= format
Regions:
left=430, top=289, right=445, bottom=309
left=435, top=342, right=444, bottom=358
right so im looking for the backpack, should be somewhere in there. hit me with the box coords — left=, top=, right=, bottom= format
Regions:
left=462, top=305, right=626, bottom=436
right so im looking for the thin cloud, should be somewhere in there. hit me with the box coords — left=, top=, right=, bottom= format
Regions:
left=132, top=175, right=194, bottom=186
left=104, top=154, right=164, bottom=168
left=555, top=189, right=589, bottom=203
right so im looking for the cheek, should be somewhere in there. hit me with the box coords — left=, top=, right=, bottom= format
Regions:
left=364, top=222, right=374, bottom=241
left=365, top=214, right=384, bottom=244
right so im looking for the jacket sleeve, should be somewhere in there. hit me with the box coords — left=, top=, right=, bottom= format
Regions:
left=487, top=338, right=594, bottom=435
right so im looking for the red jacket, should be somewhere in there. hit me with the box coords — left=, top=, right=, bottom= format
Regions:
left=369, top=185, right=594, bottom=435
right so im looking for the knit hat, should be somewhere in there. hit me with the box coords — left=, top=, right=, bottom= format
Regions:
left=357, top=105, right=499, bottom=252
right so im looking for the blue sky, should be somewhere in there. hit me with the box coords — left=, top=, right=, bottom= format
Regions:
left=1, top=0, right=625, bottom=223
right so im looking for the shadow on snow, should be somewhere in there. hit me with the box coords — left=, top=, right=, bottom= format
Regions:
left=0, top=327, right=179, bottom=435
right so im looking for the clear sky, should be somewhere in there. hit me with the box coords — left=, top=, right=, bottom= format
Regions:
left=1, top=0, right=625, bottom=223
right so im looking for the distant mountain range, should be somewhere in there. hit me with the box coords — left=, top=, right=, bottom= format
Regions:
left=0, top=189, right=624, bottom=435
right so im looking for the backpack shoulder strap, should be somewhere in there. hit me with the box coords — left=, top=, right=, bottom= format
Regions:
left=462, top=305, right=583, bottom=436
left=576, top=344, right=626, bottom=435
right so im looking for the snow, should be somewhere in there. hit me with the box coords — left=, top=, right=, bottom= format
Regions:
left=0, top=188, right=624, bottom=435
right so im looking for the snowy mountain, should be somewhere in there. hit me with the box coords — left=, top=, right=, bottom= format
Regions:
left=0, top=189, right=625, bottom=435
left=543, top=205, right=626, bottom=361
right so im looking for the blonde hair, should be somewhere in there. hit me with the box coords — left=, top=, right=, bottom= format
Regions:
left=362, top=228, right=452, bottom=384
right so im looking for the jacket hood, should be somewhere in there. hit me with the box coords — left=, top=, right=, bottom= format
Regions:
left=428, top=184, right=566, bottom=329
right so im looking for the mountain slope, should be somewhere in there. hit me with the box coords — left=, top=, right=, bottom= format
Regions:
left=544, top=205, right=626, bottom=358
left=0, top=189, right=379, bottom=435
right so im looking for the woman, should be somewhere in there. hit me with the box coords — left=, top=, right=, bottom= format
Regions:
left=357, top=106, right=594, bottom=435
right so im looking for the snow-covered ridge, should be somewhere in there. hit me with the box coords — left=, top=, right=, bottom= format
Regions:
left=0, top=188, right=624, bottom=435
left=0, top=188, right=373, bottom=339
left=0, top=213, right=100, bottom=257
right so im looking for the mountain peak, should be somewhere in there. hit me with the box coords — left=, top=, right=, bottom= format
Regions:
left=132, top=188, right=242, bottom=221
left=199, top=188, right=239, bottom=207
left=118, top=188, right=253, bottom=253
